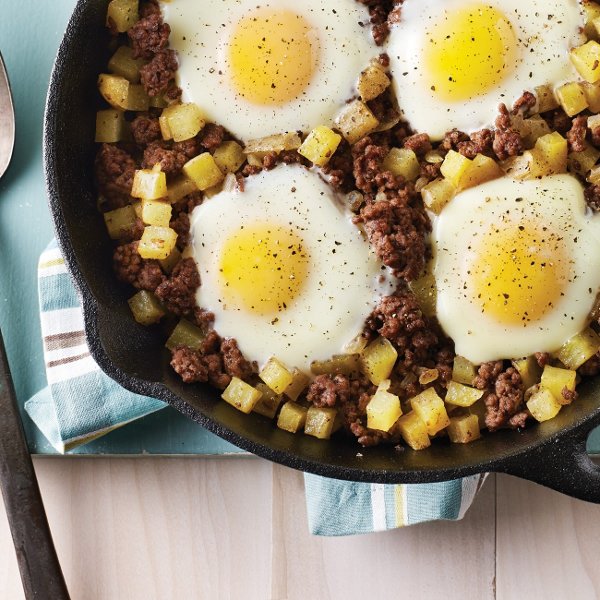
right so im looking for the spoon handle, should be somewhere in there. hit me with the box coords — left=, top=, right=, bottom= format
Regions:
left=0, top=329, right=70, bottom=600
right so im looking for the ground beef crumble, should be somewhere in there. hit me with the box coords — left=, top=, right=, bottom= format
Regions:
left=128, top=13, right=170, bottom=59
left=95, top=144, right=136, bottom=210
left=113, top=242, right=165, bottom=292
left=155, top=258, right=200, bottom=317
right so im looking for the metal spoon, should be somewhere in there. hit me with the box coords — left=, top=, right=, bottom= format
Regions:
left=0, top=50, right=70, bottom=600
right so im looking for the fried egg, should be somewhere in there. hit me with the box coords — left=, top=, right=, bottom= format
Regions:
left=388, top=0, right=584, bottom=140
left=190, top=165, right=395, bottom=372
left=432, top=174, right=600, bottom=363
left=162, top=0, right=378, bottom=141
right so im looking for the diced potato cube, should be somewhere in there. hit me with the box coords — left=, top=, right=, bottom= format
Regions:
left=408, top=264, right=436, bottom=318
left=98, top=74, right=129, bottom=110
left=222, top=378, right=262, bottom=414
left=159, top=104, right=177, bottom=140
left=106, top=0, right=138, bottom=32
left=305, top=407, right=338, bottom=440
left=527, top=132, right=568, bottom=178
left=95, top=109, right=126, bottom=143
left=357, top=64, right=390, bottom=101
left=165, top=319, right=205, bottom=351
left=138, top=226, right=178, bottom=259
left=556, top=82, right=589, bottom=117
left=527, top=387, right=562, bottom=423
left=421, top=177, right=456, bottom=214
left=584, top=81, right=600, bottom=112
left=397, top=412, right=431, bottom=450
left=246, top=152, right=268, bottom=167
left=382, top=148, right=420, bottom=181
left=540, top=365, right=577, bottom=405
left=557, top=328, right=600, bottom=369
left=594, top=15, right=600, bottom=39
left=244, top=132, right=302, bottom=154
left=149, top=94, right=168, bottom=109
left=310, top=354, right=360, bottom=376
left=167, top=176, right=198, bottom=204
left=103, top=205, right=137, bottom=240
left=344, top=334, right=369, bottom=355
left=284, top=369, right=310, bottom=401
left=253, top=383, right=283, bottom=419
left=523, top=116, right=552, bottom=147
left=410, top=387, right=450, bottom=436
left=360, top=337, right=398, bottom=385
left=444, top=381, right=484, bottom=407
left=108, top=46, right=145, bottom=83
left=584, top=1, right=600, bottom=39
left=462, top=153, right=503, bottom=189
left=141, top=199, right=172, bottom=227
left=440, top=150, right=472, bottom=188
left=535, top=84, right=559, bottom=113
left=259, top=357, right=294, bottom=395
left=447, top=414, right=481, bottom=444
left=213, top=141, right=246, bottom=174
left=277, top=401, right=308, bottom=433
left=568, top=145, right=600, bottom=176
left=298, top=126, right=342, bottom=167
left=128, top=290, right=165, bottom=325
left=183, top=153, right=224, bottom=191
left=159, top=246, right=182, bottom=274
left=589, top=164, right=600, bottom=184
left=126, top=84, right=150, bottom=111
left=512, top=356, right=542, bottom=390
left=163, top=103, right=205, bottom=142
left=131, top=168, right=167, bottom=200
left=571, top=41, right=600, bottom=82
left=468, top=399, right=487, bottom=430
left=367, top=385, right=402, bottom=432
left=131, top=200, right=142, bottom=219
left=452, top=356, right=477, bottom=386
left=335, top=100, right=380, bottom=144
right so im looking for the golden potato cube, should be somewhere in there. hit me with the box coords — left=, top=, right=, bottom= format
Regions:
left=103, top=205, right=137, bottom=240
left=526, top=387, right=562, bottom=423
left=131, top=168, right=167, bottom=200
left=408, top=264, right=437, bottom=318
left=440, top=150, right=473, bottom=188
left=106, top=0, right=138, bottom=32
left=244, top=132, right=302, bottom=154
left=410, top=387, right=450, bottom=436
left=571, top=41, right=600, bottom=82
left=246, top=152, right=268, bottom=167
left=360, top=336, right=398, bottom=385
left=141, top=199, right=172, bottom=227
left=159, top=104, right=177, bottom=140
left=159, top=246, right=182, bottom=274
left=277, top=401, right=308, bottom=433
left=583, top=81, right=600, bottom=112
left=568, top=146, right=600, bottom=176
left=594, top=15, right=600, bottom=39
left=462, top=154, right=503, bottom=189
left=523, top=116, right=552, bottom=147
left=540, top=365, right=577, bottom=405
left=165, top=319, right=205, bottom=351
left=532, top=132, right=568, bottom=176
left=584, top=1, right=600, bottom=39
left=535, top=84, right=559, bottom=113
left=128, top=290, right=165, bottom=326
left=98, top=74, right=129, bottom=110
left=335, top=100, right=380, bottom=144
left=357, top=64, right=391, bottom=101
left=95, top=109, right=126, bottom=143
left=164, top=103, right=205, bottom=142
left=213, top=141, right=246, bottom=174
left=556, top=82, right=589, bottom=117
left=284, top=369, right=310, bottom=402
left=468, top=399, right=487, bottom=430
left=367, top=386, right=402, bottom=432
left=447, top=414, right=481, bottom=444
left=150, top=94, right=168, bottom=109
left=421, top=177, right=456, bottom=214
left=305, top=407, right=338, bottom=440
left=138, top=226, right=178, bottom=260
left=512, top=356, right=542, bottom=390
left=222, top=378, right=263, bottom=414
left=311, top=354, right=360, bottom=377
left=183, top=153, right=224, bottom=191
left=131, top=200, right=142, bottom=219
left=452, top=356, right=477, bottom=386
left=444, top=381, right=484, bottom=407
left=397, top=412, right=431, bottom=450
left=298, top=126, right=342, bottom=167
left=167, top=176, right=198, bottom=204
left=126, top=84, right=150, bottom=111
left=557, top=328, right=600, bottom=369
left=253, top=383, right=283, bottom=419
left=259, top=357, right=295, bottom=394
left=108, top=46, right=145, bottom=83
left=382, top=148, right=420, bottom=181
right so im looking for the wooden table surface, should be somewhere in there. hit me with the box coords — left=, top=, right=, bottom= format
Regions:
left=1, top=460, right=599, bottom=600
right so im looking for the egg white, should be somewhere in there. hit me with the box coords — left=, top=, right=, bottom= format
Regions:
left=388, top=0, right=584, bottom=141
left=161, top=0, right=378, bottom=142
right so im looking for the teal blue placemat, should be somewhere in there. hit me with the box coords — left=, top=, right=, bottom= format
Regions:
left=0, top=0, right=244, bottom=455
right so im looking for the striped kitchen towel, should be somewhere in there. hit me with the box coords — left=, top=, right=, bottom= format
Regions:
left=25, top=239, right=487, bottom=534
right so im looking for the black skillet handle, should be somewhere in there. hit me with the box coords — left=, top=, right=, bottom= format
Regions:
left=497, top=425, right=600, bottom=503
left=0, top=330, right=70, bottom=599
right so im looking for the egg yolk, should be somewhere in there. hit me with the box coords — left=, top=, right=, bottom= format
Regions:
left=423, top=4, right=517, bottom=102
left=228, top=9, right=319, bottom=106
left=219, top=224, right=310, bottom=315
left=469, top=224, right=571, bottom=325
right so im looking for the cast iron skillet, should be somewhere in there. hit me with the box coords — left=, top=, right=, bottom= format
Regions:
left=44, top=0, right=600, bottom=502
